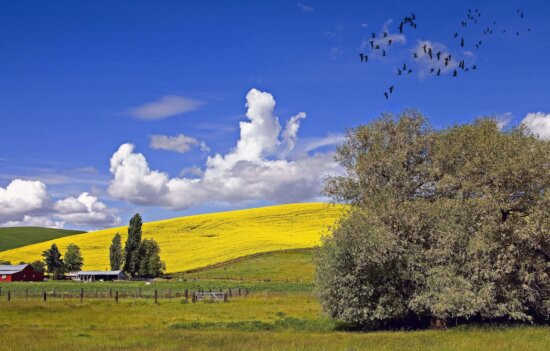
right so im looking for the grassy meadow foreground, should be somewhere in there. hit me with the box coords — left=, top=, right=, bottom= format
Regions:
left=1, top=246, right=547, bottom=351
left=1, top=291, right=548, bottom=351
left=0, top=203, right=345, bottom=272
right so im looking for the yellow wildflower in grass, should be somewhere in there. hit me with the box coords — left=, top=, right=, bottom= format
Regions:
left=0, top=203, right=346, bottom=273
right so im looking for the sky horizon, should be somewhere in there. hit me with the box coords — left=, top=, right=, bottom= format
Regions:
left=1, top=0, right=549, bottom=230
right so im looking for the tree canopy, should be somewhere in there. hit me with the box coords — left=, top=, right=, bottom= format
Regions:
left=316, top=111, right=550, bottom=329
left=124, top=213, right=143, bottom=277
left=63, top=243, right=84, bottom=272
left=110, top=233, right=124, bottom=271
left=42, top=243, right=64, bottom=280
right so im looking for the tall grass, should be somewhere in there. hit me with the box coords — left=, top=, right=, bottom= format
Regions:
left=0, top=293, right=548, bottom=351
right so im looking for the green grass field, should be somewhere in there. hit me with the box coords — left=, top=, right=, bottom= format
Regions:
left=182, top=248, right=314, bottom=282
left=0, top=293, right=548, bottom=351
left=0, top=226, right=85, bottom=252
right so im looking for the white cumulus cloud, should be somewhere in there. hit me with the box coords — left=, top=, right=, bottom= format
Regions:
left=0, top=179, right=49, bottom=221
left=0, top=179, right=119, bottom=228
left=54, top=192, right=120, bottom=227
left=521, top=112, right=550, bottom=140
left=150, top=134, right=209, bottom=153
left=1, top=216, right=65, bottom=229
left=129, top=95, right=203, bottom=120
left=108, top=88, right=342, bottom=210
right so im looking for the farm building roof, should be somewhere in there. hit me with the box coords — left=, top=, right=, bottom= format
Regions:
left=76, top=270, right=123, bottom=276
left=0, top=264, right=29, bottom=274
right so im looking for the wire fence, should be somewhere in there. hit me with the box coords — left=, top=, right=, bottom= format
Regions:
left=0, top=286, right=249, bottom=303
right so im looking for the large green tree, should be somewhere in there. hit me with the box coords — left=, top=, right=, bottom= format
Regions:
left=124, top=213, right=143, bottom=277
left=64, top=243, right=84, bottom=272
left=316, top=112, right=550, bottom=329
left=136, top=238, right=165, bottom=278
left=42, top=243, right=64, bottom=280
left=109, top=233, right=124, bottom=271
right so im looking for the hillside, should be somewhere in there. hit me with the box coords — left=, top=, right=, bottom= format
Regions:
left=181, top=248, right=315, bottom=282
left=0, top=203, right=345, bottom=273
left=0, top=227, right=85, bottom=252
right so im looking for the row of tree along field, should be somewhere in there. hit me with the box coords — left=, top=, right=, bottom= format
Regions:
left=1, top=213, right=165, bottom=279
left=315, top=112, right=549, bottom=329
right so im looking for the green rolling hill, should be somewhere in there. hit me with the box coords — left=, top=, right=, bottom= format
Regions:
left=0, top=227, right=85, bottom=252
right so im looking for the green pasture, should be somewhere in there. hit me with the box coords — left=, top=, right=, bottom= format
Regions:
left=0, top=293, right=548, bottom=351
left=181, top=248, right=314, bottom=282
left=0, top=227, right=85, bottom=252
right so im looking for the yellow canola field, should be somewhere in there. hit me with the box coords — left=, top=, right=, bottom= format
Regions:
left=0, top=203, right=346, bottom=273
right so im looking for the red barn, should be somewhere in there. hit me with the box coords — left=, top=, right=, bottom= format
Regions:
left=0, top=264, right=44, bottom=282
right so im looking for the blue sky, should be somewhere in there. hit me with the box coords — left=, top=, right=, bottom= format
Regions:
left=1, top=0, right=549, bottom=230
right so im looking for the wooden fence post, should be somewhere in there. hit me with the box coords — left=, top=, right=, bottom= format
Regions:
left=223, top=292, right=228, bottom=302
left=154, top=289, right=158, bottom=304
left=80, top=288, right=84, bottom=303
left=43, top=291, right=47, bottom=302
left=25, top=288, right=28, bottom=300
left=7, top=291, right=10, bottom=302
left=192, top=292, right=196, bottom=303
left=115, top=291, right=119, bottom=303
left=109, top=289, right=112, bottom=298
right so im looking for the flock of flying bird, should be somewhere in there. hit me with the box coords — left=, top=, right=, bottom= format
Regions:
left=357, top=8, right=532, bottom=100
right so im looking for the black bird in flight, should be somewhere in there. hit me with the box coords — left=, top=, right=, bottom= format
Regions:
left=371, top=32, right=376, bottom=39
left=436, top=51, right=441, bottom=61
left=461, top=37, right=465, bottom=47
left=453, top=70, right=458, bottom=77
left=384, top=92, right=389, bottom=100
left=389, top=85, right=394, bottom=94
left=382, top=49, right=386, bottom=57
left=414, top=53, right=418, bottom=58
left=407, top=69, right=413, bottom=74
left=437, top=68, right=441, bottom=76
left=397, top=68, right=402, bottom=75
left=383, top=31, right=388, bottom=38
left=370, top=40, right=374, bottom=49
left=422, top=44, right=427, bottom=54
left=430, top=68, right=435, bottom=73
left=472, top=65, right=477, bottom=70
left=454, top=32, right=458, bottom=38
left=402, top=63, right=407, bottom=71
